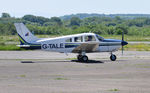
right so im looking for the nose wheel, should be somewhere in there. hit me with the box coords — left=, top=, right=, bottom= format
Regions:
left=77, top=55, right=88, bottom=62
left=110, top=54, right=117, bottom=61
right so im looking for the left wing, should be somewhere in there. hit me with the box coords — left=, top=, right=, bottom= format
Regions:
left=72, top=42, right=99, bottom=53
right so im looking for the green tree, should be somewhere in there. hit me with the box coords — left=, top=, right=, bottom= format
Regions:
left=50, top=17, right=62, bottom=26
left=70, top=17, right=82, bottom=26
left=1, top=13, right=11, bottom=18
left=23, top=15, right=50, bottom=25
left=22, top=15, right=37, bottom=22
left=115, top=16, right=121, bottom=21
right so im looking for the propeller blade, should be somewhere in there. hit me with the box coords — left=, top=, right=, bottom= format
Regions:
left=122, top=44, right=124, bottom=55
left=122, top=31, right=124, bottom=41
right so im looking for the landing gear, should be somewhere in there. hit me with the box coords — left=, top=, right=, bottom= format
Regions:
left=77, top=55, right=82, bottom=61
left=77, top=55, right=88, bottom=62
left=82, top=55, right=88, bottom=62
left=110, top=54, right=117, bottom=61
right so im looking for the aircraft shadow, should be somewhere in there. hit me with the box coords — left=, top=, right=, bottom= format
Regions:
left=21, top=60, right=104, bottom=64
left=71, top=60, right=104, bottom=64
left=21, top=60, right=71, bottom=63
left=20, top=59, right=128, bottom=64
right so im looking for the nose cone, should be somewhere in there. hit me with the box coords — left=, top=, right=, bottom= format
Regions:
left=122, top=41, right=128, bottom=46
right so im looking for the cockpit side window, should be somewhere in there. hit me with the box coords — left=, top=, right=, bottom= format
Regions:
left=66, top=38, right=72, bottom=42
left=85, top=35, right=96, bottom=42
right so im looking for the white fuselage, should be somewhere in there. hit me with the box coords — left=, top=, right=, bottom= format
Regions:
left=34, top=33, right=122, bottom=53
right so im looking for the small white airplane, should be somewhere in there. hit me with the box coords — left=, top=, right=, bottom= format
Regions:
left=14, top=23, right=128, bottom=62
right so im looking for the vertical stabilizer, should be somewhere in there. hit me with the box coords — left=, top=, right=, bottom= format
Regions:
left=14, top=23, right=39, bottom=45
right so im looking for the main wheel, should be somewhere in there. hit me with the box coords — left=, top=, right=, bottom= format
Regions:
left=110, top=54, right=117, bottom=61
left=81, top=55, right=88, bottom=62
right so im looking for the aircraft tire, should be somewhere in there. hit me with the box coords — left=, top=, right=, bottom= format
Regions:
left=81, top=55, right=88, bottom=62
left=110, top=54, right=117, bottom=61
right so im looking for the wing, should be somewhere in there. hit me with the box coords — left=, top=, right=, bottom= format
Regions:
left=72, top=42, right=99, bottom=53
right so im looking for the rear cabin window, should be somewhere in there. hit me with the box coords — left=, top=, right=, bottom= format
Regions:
left=85, top=35, right=96, bottom=42
left=66, top=38, right=72, bottom=42
left=74, top=36, right=83, bottom=42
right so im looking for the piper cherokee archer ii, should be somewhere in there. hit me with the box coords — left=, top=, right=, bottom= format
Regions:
left=14, top=23, right=128, bottom=62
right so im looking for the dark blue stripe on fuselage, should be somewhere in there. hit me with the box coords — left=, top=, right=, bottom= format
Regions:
left=102, top=39, right=121, bottom=42
left=100, top=39, right=121, bottom=46
left=65, top=45, right=79, bottom=48
left=65, top=43, right=80, bottom=48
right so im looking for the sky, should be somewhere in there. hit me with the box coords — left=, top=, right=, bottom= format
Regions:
left=0, top=0, right=150, bottom=18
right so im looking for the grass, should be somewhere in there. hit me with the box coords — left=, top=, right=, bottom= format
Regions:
left=54, top=77, right=69, bottom=80
left=66, top=58, right=77, bottom=60
left=140, top=66, right=150, bottom=68
left=124, top=44, right=150, bottom=51
left=134, top=63, right=150, bottom=68
left=108, top=88, right=120, bottom=91
left=0, top=44, right=24, bottom=51
left=102, top=35, right=150, bottom=41
left=19, top=75, right=26, bottom=78
left=0, top=35, right=19, bottom=42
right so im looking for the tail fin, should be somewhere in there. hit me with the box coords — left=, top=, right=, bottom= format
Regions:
left=14, top=23, right=39, bottom=45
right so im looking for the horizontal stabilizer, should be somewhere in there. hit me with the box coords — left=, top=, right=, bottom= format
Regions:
left=17, top=45, right=30, bottom=47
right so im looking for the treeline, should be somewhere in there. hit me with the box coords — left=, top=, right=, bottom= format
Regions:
left=1, top=13, right=150, bottom=36
left=60, top=13, right=150, bottom=20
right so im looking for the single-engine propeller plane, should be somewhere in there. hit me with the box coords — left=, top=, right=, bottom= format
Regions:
left=14, top=23, right=128, bottom=62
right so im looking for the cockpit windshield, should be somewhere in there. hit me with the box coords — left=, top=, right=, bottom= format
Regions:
left=96, top=34, right=104, bottom=41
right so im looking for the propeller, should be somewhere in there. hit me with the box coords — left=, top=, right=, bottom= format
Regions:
left=121, top=31, right=128, bottom=55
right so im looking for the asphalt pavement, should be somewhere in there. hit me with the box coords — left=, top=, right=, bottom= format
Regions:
left=0, top=51, right=150, bottom=93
